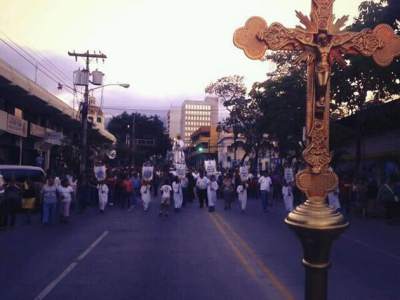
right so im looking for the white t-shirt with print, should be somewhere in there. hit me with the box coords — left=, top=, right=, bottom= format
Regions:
left=57, top=186, right=74, bottom=202
left=258, top=176, right=272, bottom=191
left=160, top=185, right=172, bottom=199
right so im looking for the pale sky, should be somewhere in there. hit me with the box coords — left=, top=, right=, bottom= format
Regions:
left=0, top=0, right=363, bottom=114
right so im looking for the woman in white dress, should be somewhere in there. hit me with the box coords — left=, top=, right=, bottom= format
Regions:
left=237, top=180, right=248, bottom=213
left=207, top=175, right=218, bottom=212
left=140, top=180, right=152, bottom=212
left=97, top=181, right=109, bottom=213
left=172, top=176, right=183, bottom=212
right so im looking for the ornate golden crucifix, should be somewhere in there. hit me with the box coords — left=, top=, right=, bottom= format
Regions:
left=233, top=1, right=400, bottom=299
left=234, top=0, right=400, bottom=208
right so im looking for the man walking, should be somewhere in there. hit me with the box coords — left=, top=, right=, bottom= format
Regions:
left=258, top=171, right=272, bottom=212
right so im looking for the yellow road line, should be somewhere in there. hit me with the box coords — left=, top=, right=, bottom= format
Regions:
left=208, top=213, right=258, bottom=280
left=214, top=214, right=295, bottom=300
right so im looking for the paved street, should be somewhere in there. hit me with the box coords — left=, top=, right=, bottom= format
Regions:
left=1, top=197, right=399, bottom=300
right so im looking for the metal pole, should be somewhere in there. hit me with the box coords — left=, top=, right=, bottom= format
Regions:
left=80, top=52, right=89, bottom=176
left=19, top=137, right=23, bottom=165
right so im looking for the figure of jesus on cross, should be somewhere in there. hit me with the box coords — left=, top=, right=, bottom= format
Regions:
left=233, top=1, right=400, bottom=299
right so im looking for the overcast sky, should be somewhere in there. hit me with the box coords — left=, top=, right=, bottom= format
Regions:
left=0, top=0, right=362, bottom=115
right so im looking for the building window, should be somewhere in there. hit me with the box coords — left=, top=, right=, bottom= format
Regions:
left=97, top=117, right=102, bottom=123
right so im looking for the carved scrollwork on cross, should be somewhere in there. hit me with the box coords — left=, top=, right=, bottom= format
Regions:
left=302, top=120, right=331, bottom=174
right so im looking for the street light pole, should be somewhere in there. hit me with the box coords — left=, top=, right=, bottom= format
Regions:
left=68, top=51, right=107, bottom=176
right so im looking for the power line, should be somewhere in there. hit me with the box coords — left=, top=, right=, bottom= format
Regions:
left=0, top=34, right=78, bottom=95
left=0, top=29, right=72, bottom=83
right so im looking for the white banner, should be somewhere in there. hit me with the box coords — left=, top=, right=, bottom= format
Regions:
left=176, top=163, right=186, bottom=179
left=239, top=166, right=249, bottom=181
left=142, top=166, right=154, bottom=181
left=94, top=165, right=107, bottom=181
left=204, top=160, right=217, bottom=176
left=284, top=167, right=294, bottom=183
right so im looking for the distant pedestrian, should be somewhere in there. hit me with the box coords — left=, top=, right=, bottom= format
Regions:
left=327, top=187, right=341, bottom=212
left=41, top=176, right=58, bottom=225
left=4, top=177, right=21, bottom=227
left=207, top=175, right=218, bottom=212
left=130, top=173, right=141, bottom=210
left=172, top=177, right=183, bottom=212
left=97, top=181, right=109, bottom=213
left=22, top=178, right=36, bottom=224
left=222, top=174, right=234, bottom=210
left=57, top=178, right=74, bottom=223
left=258, top=172, right=272, bottom=212
left=160, top=181, right=172, bottom=217
left=282, top=181, right=294, bottom=212
left=140, top=180, right=151, bottom=212
left=237, top=180, right=248, bottom=213
left=196, top=171, right=209, bottom=208
left=377, top=177, right=400, bottom=224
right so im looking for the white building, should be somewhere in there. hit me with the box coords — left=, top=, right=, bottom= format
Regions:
left=167, top=106, right=182, bottom=140
left=181, top=96, right=218, bottom=146
left=217, top=130, right=247, bottom=169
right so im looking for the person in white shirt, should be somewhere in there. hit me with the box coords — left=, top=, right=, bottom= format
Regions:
left=196, top=171, right=209, bottom=208
left=258, top=172, right=272, bottom=212
left=97, top=181, right=109, bottom=213
left=281, top=181, right=294, bottom=212
left=159, top=181, right=172, bottom=217
left=328, top=187, right=341, bottom=211
left=57, top=178, right=74, bottom=223
left=237, top=181, right=248, bottom=213
left=207, top=175, right=218, bottom=212
left=140, top=180, right=152, bottom=212
left=172, top=177, right=183, bottom=212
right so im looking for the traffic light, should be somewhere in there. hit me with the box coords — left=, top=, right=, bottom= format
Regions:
left=198, top=146, right=204, bottom=152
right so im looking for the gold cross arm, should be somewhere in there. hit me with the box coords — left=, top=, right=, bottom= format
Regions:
left=233, top=17, right=313, bottom=60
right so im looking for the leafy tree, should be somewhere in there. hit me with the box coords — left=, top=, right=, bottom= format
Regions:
left=107, top=112, right=171, bottom=166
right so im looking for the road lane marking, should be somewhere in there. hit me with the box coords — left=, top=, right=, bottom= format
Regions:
left=214, top=214, right=294, bottom=300
left=209, top=214, right=258, bottom=280
left=77, top=230, right=109, bottom=261
left=34, top=230, right=109, bottom=300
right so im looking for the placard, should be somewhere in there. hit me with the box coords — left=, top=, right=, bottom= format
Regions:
left=176, top=163, right=186, bottom=179
left=239, top=166, right=249, bottom=181
left=142, top=166, right=154, bottom=181
left=94, top=165, right=107, bottom=181
left=204, top=160, right=217, bottom=176
left=7, top=114, right=28, bottom=137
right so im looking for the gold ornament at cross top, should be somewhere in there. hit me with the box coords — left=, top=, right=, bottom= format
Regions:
left=234, top=0, right=400, bottom=208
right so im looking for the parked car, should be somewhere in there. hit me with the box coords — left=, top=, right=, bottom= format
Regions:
left=0, top=165, right=46, bottom=183
left=0, top=165, right=46, bottom=211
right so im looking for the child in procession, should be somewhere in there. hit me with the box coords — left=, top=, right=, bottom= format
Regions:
left=97, top=180, right=109, bottom=213
left=237, top=180, right=248, bottom=213
left=282, top=181, right=294, bottom=212
left=207, top=175, right=218, bottom=212
left=172, top=176, right=183, bottom=212
left=159, top=180, right=172, bottom=217
left=140, top=180, right=152, bottom=212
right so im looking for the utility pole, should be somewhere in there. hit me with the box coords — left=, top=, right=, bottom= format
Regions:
left=68, top=51, right=107, bottom=176
left=129, top=114, right=136, bottom=167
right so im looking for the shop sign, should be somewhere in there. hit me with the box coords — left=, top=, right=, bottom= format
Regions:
left=30, top=123, right=46, bottom=138
left=7, top=114, right=28, bottom=137
left=0, top=110, right=7, bottom=131
left=45, top=129, right=63, bottom=145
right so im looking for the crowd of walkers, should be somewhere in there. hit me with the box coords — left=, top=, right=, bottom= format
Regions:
left=1, top=164, right=400, bottom=229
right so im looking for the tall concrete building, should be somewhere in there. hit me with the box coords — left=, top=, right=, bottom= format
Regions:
left=167, top=106, right=182, bottom=140
left=181, top=96, right=218, bottom=146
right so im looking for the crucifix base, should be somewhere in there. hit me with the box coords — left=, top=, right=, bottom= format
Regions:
left=285, top=199, right=349, bottom=300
